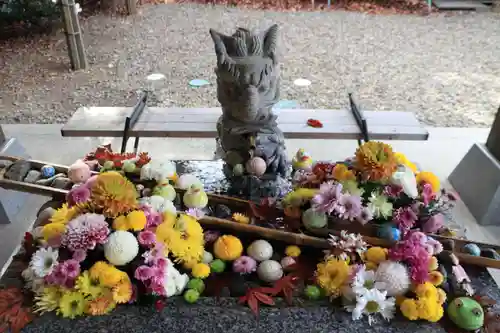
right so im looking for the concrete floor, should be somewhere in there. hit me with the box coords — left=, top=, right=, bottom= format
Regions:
left=1, top=124, right=500, bottom=282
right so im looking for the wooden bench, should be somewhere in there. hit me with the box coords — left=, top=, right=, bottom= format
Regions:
left=61, top=93, right=429, bottom=153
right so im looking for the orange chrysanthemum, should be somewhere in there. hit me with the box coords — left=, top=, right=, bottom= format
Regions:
left=354, top=141, right=398, bottom=182
left=86, top=295, right=116, bottom=316
left=90, top=171, right=138, bottom=218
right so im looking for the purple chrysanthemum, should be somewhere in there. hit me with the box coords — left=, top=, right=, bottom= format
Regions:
left=138, top=230, right=156, bottom=247
left=393, top=207, right=418, bottom=233
left=312, top=182, right=344, bottom=215
left=383, top=184, right=403, bottom=198
left=337, top=195, right=363, bottom=221
left=356, top=207, right=374, bottom=225
left=185, top=208, right=205, bottom=219
left=66, top=185, right=91, bottom=207
left=61, top=213, right=109, bottom=252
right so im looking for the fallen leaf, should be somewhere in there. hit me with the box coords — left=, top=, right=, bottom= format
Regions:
left=306, top=119, right=323, bottom=128
left=0, top=288, right=33, bottom=333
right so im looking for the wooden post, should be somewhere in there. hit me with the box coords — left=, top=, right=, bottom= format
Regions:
left=60, top=0, right=88, bottom=70
left=493, top=0, right=500, bottom=12
left=126, top=0, right=137, bottom=15
left=485, top=106, right=500, bottom=161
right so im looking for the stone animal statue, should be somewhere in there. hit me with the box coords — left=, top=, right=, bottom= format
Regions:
left=209, top=25, right=287, bottom=177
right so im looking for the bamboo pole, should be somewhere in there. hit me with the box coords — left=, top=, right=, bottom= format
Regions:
left=68, top=0, right=88, bottom=70
left=60, top=0, right=80, bottom=70
left=0, top=125, right=5, bottom=145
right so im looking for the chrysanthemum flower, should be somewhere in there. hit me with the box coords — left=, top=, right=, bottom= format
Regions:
left=315, top=258, right=350, bottom=297
left=416, top=171, right=440, bottom=193
left=30, top=247, right=59, bottom=278
left=61, top=213, right=109, bottom=252
left=86, top=294, right=116, bottom=316
left=112, top=278, right=133, bottom=303
left=34, top=286, right=62, bottom=314
left=57, top=291, right=86, bottom=319
left=50, top=203, right=82, bottom=225
left=76, top=271, right=103, bottom=299
left=41, top=223, right=66, bottom=242
left=138, top=230, right=156, bottom=247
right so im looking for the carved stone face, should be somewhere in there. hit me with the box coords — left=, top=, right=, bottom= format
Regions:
left=210, top=26, right=280, bottom=122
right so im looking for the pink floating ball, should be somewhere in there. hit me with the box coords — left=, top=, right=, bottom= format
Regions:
left=245, top=157, right=267, bottom=177
left=280, top=256, right=296, bottom=271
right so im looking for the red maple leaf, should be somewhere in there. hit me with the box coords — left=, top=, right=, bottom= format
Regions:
left=306, top=119, right=323, bottom=128
left=238, top=287, right=275, bottom=317
left=270, top=275, right=299, bottom=305
left=0, top=288, right=33, bottom=333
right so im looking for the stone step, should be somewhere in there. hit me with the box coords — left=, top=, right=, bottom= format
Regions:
left=433, top=0, right=491, bottom=10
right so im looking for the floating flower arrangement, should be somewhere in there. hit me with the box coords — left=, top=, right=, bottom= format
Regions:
left=3, top=142, right=499, bottom=333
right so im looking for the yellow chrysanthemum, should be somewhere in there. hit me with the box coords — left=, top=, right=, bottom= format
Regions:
left=400, top=298, right=419, bottom=321
left=427, top=304, right=444, bottom=322
left=437, top=288, right=447, bottom=305
left=112, top=216, right=129, bottom=231
left=76, top=271, right=104, bottom=299
left=192, top=263, right=211, bottom=279
left=90, top=171, right=138, bottom=218
left=416, top=171, right=440, bottom=193
left=429, top=271, right=444, bottom=286
left=428, top=256, right=438, bottom=271
left=394, top=152, right=418, bottom=173
left=50, top=203, right=81, bottom=225
left=365, top=261, right=378, bottom=271
left=86, top=294, right=116, bottom=316
left=34, top=286, right=62, bottom=314
left=415, top=282, right=438, bottom=301
left=315, top=259, right=350, bottom=298
left=156, top=213, right=204, bottom=265
left=41, top=223, right=66, bottom=241
left=89, top=261, right=110, bottom=281
left=416, top=297, right=441, bottom=322
left=112, top=278, right=133, bottom=303
left=332, top=164, right=356, bottom=182
left=232, top=213, right=250, bottom=224
left=364, top=247, right=387, bottom=264
left=58, top=291, right=86, bottom=319
left=127, top=210, right=147, bottom=231
left=100, top=266, right=128, bottom=288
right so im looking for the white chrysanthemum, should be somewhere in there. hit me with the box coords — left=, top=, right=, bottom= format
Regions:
left=104, top=231, right=139, bottom=266
left=140, top=159, right=176, bottom=181
left=346, top=288, right=395, bottom=325
left=163, top=258, right=189, bottom=297
left=367, top=193, right=393, bottom=219
left=175, top=174, right=203, bottom=190
left=374, top=261, right=411, bottom=297
left=139, top=195, right=177, bottom=214
left=29, top=247, right=58, bottom=278
left=352, top=266, right=380, bottom=295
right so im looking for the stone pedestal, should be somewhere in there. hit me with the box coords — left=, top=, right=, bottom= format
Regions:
left=449, top=143, right=500, bottom=225
left=0, top=126, right=30, bottom=224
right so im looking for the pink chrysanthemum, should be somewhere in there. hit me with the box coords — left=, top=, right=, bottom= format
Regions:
left=383, top=184, right=403, bottom=198
left=72, top=249, right=87, bottom=262
left=233, top=256, right=257, bottom=274
left=156, top=257, right=167, bottom=269
left=61, top=213, right=109, bottom=252
left=138, top=230, right=156, bottom=247
left=388, top=231, right=431, bottom=284
left=421, top=183, right=435, bottom=205
left=393, top=207, right=418, bottom=233
left=45, top=263, right=67, bottom=286
left=141, top=205, right=163, bottom=229
left=142, top=243, right=165, bottom=265
left=62, top=259, right=80, bottom=279
left=150, top=266, right=165, bottom=281
left=66, top=185, right=91, bottom=207
left=135, top=265, right=153, bottom=281
left=149, top=279, right=166, bottom=296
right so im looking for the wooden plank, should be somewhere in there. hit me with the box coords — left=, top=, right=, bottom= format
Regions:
left=61, top=107, right=428, bottom=141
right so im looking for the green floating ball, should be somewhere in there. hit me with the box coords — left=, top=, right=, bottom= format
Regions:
left=184, top=289, right=200, bottom=303
left=187, top=278, right=205, bottom=294
left=103, top=161, right=114, bottom=170
left=302, top=208, right=328, bottom=229
left=304, top=285, right=321, bottom=300
left=447, top=297, right=484, bottom=331
left=210, top=259, right=226, bottom=273
left=122, top=161, right=136, bottom=173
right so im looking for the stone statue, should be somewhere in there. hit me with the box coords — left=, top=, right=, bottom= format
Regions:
left=209, top=25, right=288, bottom=189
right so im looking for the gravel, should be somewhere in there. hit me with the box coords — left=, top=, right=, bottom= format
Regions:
left=1, top=5, right=500, bottom=126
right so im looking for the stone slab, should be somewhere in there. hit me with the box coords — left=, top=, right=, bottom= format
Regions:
left=15, top=266, right=500, bottom=333
left=449, top=143, right=500, bottom=225
left=0, top=138, right=31, bottom=224
left=432, top=0, right=490, bottom=10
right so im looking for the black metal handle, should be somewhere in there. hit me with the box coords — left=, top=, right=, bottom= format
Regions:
left=120, top=91, right=149, bottom=154
left=348, top=93, right=370, bottom=144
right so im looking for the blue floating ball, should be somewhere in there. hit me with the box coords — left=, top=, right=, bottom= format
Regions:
left=377, top=224, right=401, bottom=242
left=463, top=243, right=481, bottom=256
left=40, top=165, right=55, bottom=178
